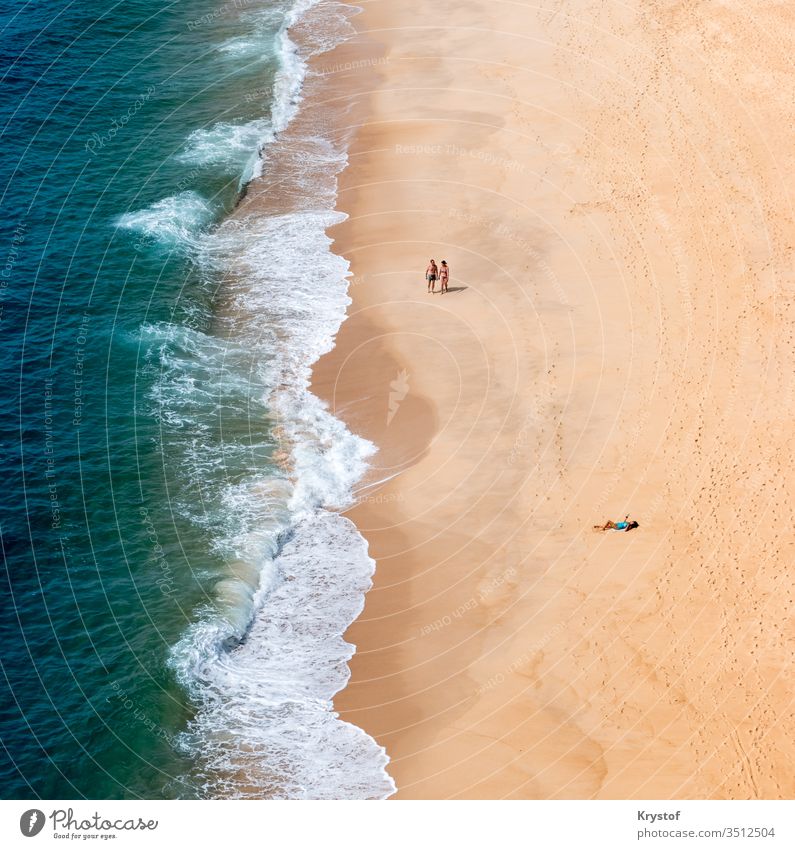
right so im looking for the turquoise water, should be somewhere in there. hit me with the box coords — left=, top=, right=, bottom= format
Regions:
left=0, top=0, right=393, bottom=799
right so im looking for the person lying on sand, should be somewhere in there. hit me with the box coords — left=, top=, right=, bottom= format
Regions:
left=594, top=516, right=639, bottom=532
left=426, top=259, right=438, bottom=293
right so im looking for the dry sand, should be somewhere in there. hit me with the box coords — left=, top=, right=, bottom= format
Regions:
left=310, top=0, right=795, bottom=798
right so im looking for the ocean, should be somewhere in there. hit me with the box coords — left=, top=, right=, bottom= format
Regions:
left=0, top=0, right=394, bottom=799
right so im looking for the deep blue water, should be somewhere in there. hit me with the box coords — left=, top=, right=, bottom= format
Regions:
left=0, top=0, right=302, bottom=798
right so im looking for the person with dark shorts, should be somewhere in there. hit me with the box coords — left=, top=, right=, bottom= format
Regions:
left=439, top=260, right=449, bottom=293
left=426, top=259, right=438, bottom=293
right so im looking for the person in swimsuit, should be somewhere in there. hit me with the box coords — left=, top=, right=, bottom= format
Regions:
left=439, top=260, right=449, bottom=293
left=426, top=259, right=438, bottom=293
left=594, top=516, right=638, bottom=532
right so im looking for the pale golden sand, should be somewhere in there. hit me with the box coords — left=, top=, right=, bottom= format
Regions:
left=311, top=0, right=795, bottom=798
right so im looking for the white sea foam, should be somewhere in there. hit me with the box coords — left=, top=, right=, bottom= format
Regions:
left=116, top=191, right=215, bottom=250
left=125, top=0, right=324, bottom=242
left=143, top=0, right=394, bottom=799
left=176, top=0, right=323, bottom=189
left=177, top=119, right=274, bottom=183
left=215, top=5, right=286, bottom=56
left=174, top=513, right=392, bottom=799
left=156, top=213, right=392, bottom=792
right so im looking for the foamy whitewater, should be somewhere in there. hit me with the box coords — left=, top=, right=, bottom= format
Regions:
left=121, top=0, right=395, bottom=798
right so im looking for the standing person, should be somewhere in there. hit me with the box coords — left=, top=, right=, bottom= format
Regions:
left=439, top=260, right=449, bottom=294
left=426, top=259, right=438, bottom=293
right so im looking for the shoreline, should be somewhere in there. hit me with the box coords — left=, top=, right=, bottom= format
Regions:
left=179, top=0, right=398, bottom=799
left=313, top=0, right=795, bottom=799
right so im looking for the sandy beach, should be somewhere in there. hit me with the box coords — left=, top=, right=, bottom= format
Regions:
left=311, top=0, right=795, bottom=798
